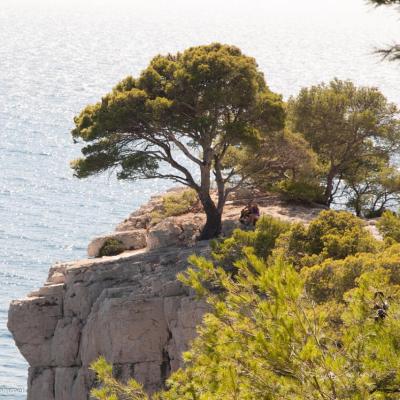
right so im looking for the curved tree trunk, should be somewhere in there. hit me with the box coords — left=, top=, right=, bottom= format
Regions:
left=324, top=167, right=337, bottom=207
left=354, top=200, right=362, bottom=217
left=198, top=193, right=222, bottom=240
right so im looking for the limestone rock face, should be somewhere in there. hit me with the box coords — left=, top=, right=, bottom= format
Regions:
left=87, top=189, right=206, bottom=256
left=147, top=215, right=205, bottom=250
left=114, top=194, right=162, bottom=232
left=87, top=229, right=147, bottom=257
left=8, top=243, right=210, bottom=399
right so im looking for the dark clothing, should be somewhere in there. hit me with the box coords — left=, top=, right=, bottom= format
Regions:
left=240, top=204, right=260, bottom=226
left=251, top=205, right=260, bottom=216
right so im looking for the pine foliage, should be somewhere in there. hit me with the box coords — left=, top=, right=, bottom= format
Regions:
left=91, top=211, right=400, bottom=399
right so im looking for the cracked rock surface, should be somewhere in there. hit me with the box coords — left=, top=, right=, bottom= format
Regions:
left=8, top=243, right=210, bottom=399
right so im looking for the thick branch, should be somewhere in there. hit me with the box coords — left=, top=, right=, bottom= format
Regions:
left=167, top=132, right=203, bottom=166
left=121, top=130, right=200, bottom=190
left=140, top=172, right=193, bottom=186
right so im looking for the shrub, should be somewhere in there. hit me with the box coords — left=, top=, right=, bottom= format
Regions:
left=302, top=243, right=400, bottom=304
left=90, top=356, right=147, bottom=400
left=91, top=256, right=400, bottom=400
left=211, top=215, right=291, bottom=270
left=274, top=210, right=379, bottom=267
left=98, top=238, right=125, bottom=257
left=306, top=210, right=368, bottom=254
left=179, top=257, right=400, bottom=399
left=275, top=178, right=325, bottom=204
left=150, top=189, right=198, bottom=225
left=89, top=210, right=400, bottom=400
left=377, top=210, right=400, bottom=242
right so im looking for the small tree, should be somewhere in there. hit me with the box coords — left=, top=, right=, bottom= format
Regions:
left=377, top=210, right=400, bottom=242
left=237, top=128, right=324, bottom=203
left=344, top=156, right=400, bottom=217
left=71, top=43, right=285, bottom=239
left=287, top=79, right=400, bottom=206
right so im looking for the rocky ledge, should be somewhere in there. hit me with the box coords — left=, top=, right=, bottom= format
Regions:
left=8, top=189, right=345, bottom=400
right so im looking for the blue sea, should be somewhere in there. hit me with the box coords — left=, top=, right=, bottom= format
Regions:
left=0, top=0, right=399, bottom=397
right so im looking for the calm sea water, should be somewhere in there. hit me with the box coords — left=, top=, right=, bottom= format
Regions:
left=0, top=0, right=399, bottom=397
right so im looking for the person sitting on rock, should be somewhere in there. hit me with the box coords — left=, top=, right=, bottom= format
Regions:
left=239, top=203, right=252, bottom=225
left=239, top=202, right=260, bottom=226
left=248, top=203, right=260, bottom=226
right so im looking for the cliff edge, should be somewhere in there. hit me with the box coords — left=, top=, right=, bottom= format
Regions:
left=8, top=189, right=343, bottom=400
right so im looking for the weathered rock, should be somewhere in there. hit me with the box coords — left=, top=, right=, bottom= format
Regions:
left=47, top=272, right=65, bottom=285
left=54, top=367, right=91, bottom=400
left=87, top=229, right=147, bottom=257
left=147, top=219, right=183, bottom=249
left=9, top=289, right=64, bottom=367
left=28, top=367, right=55, bottom=400
left=115, top=214, right=151, bottom=232
left=51, top=317, right=82, bottom=366
left=8, top=242, right=210, bottom=400
left=147, top=215, right=205, bottom=250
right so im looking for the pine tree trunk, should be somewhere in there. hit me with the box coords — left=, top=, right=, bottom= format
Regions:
left=355, top=201, right=362, bottom=217
left=198, top=193, right=222, bottom=240
left=324, top=168, right=336, bottom=207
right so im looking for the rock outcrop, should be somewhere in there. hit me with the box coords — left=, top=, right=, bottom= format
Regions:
left=9, top=243, right=210, bottom=399
left=8, top=189, right=330, bottom=400
left=87, top=230, right=147, bottom=257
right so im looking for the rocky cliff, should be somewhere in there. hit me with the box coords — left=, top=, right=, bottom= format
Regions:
left=8, top=189, right=353, bottom=400
left=9, top=242, right=211, bottom=399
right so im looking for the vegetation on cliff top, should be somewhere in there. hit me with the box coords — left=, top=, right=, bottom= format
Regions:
left=98, top=238, right=125, bottom=257
left=286, top=79, right=400, bottom=208
left=150, top=189, right=199, bottom=225
left=91, top=210, right=400, bottom=399
left=71, top=43, right=285, bottom=240
left=71, top=42, right=400, bottom=236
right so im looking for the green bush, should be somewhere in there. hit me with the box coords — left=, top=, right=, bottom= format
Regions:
left=150, top=189, right=198, bottom=225
left=306, top=210, right=370, bottom=254
left=91, top=255, right=400, bottom=400
left=89, top=209, right=400, bottom=400
left=303, top=242, right=400, bottom=304
left=274, top=210, right=379, bottom=267
left=98, top=238, right=125, bottom=257
left=377, top=210, right=400, bottom=242
left=211, top=215, right=291, bottom=269
left=275, top=178, right=325, bottom=204
left=211, top=210, right=378, bottom=272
